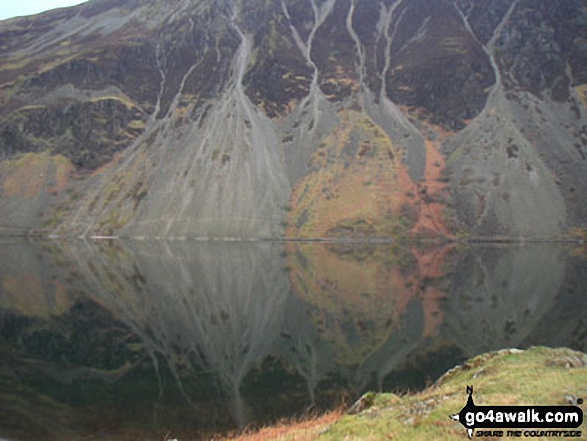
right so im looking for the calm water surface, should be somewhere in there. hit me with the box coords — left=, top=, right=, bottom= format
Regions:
left=0, top=239, right=585, bottom=440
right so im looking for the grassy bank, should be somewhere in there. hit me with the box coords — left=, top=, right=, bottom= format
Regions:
left=223, top=347, right=586, bottom=440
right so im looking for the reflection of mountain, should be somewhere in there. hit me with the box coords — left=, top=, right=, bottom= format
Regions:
left=0, top=240, right=586, bottom=439
left=518, top=248, right=587, bottom=353
left=0, top=239, right=74, bottom=317
left=443, top=244, right=569, bottom=355
left=282, top=242, right=448, bottom=395
left=72, top=241, right=292, bottom=429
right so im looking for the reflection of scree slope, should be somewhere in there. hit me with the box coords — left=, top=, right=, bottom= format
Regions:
left=1, top=239, right=586, bottom=434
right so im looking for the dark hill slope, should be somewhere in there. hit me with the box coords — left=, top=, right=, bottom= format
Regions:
left=0, top=0, right=586, bottom=238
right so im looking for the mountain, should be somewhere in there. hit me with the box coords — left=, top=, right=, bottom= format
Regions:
left=0, top=0, right=586, bottom=239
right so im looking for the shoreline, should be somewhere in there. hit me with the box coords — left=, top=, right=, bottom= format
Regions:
left=0, top=233, right=584, bottom=245
left=219, top=347, right=586, bottom=441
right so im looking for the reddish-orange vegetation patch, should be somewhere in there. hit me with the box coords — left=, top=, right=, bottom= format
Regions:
left=50, top=157, right=75, bottom=194
left=90, top=150, right=127, bottom=177
left=1, top=272, right=74, bottom=317
left=285, top=242, right=454, bottom=363
left=409, top=139, right=454, bottom=238
left=49, top=279, right=73, bottom=315
left=286, top=243, right=414, bottom=364
left=286, top=111, right=413, bottom=238
left=322, top=65, right=360, bottom=101
left=286, top=110, right=454, bottom=239
left=2, top=273, right=42, bottom=298
left=1, top=153, right=74, bottom=198
left=2, top=154, right=48, bottom=198
left=410, top=244, right=456, bottom=338
left=575, top=84, right=587, bottom=112
left=218, top=410, right=343, bottom=441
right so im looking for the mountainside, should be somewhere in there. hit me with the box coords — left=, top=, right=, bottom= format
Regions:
left=0, top=0, right=586, bottom=239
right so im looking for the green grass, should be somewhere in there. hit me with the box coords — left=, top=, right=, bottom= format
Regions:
left=316, top=347, right=586, bottom=440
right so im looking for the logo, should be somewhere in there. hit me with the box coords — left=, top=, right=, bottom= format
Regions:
left=450, top=386, right=583, bottom=439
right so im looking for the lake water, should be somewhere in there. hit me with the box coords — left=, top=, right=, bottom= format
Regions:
left=0, top=239, right=585, bottom=440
